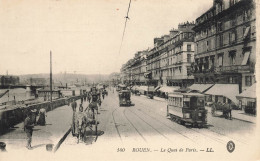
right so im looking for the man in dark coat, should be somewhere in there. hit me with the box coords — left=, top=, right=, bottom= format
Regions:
left=24, top=111, right=34, bottom=149
left=228, top=100, right=233, bottom=120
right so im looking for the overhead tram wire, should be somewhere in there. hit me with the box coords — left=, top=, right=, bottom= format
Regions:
left=118, top=0, right=132, bottom=56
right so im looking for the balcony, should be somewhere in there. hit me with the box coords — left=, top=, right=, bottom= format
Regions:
left=166, top=75, right=194, bottom=80
left=215, top=65, right=253, bottom=73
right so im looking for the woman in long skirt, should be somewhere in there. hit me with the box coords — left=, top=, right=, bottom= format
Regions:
left=37, top=108, right=46, bottom=126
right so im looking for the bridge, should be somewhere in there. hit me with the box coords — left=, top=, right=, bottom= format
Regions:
left=0, top=85, right=68, bottom=91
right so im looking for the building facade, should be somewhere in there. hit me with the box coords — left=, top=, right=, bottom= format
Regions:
left=192, top=0, right=256, bottom=103
left=147, top=22, right=195, bottom=88
left=120, top=50, right=148, bottom=86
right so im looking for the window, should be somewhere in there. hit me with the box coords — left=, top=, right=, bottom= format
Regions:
left=179, top=66, right=182, bottom=73
left=219, top=34, right=223, bottom=47
left=187, top=54, right=191, bottom=63
left=223, top=97, right=226, bottom=103
left=229, top=77, right=234, bottom=83
left=187, top=44, right=191, bottom=51
left=230, top=30, right=236, bottom=43
left=245, top=76, right=252, bottom=86
left=218, top=22, right=223, bottom=32
left=210, top=56, right=215, bottom=68
left=218, top=54, right=223, bottom=66
left=231, top=18, right=236, bottom=27
left=229, top=51, right=236, bottom=65
left=205, top=77, right=209, bottom=83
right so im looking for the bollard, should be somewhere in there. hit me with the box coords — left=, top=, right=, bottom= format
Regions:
left=46, top=144, right=54, bottom=152
left=0, top=142, right=7, bottom=152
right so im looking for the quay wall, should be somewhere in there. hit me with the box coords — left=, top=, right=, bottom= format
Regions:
left=0, top=95, right=85, bottom=134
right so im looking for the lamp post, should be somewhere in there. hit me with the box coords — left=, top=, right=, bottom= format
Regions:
left=50, top=51, right=53, bottom=110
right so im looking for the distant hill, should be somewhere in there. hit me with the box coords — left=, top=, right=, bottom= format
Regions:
left=19, top=73, right=110, bottom=85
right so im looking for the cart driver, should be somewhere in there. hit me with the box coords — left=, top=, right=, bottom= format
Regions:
left=85, top=101, right=98, bottom=119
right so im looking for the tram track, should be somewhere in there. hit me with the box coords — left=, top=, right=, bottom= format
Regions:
left=111, top=107, right=122, bottom=141
left=132, top=96, right=247, bottom=145
left=123, top=109, right=147, bottom=142
left=132, top=97, right=227, bottom=144
left=110, top=91, right=148, bottom=142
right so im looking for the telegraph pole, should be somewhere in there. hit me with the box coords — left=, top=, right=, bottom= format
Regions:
left=50, top=51, right=53, bottom=110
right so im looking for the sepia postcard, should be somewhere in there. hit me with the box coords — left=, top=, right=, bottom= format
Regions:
left=0, top=0, right=259, bottom=160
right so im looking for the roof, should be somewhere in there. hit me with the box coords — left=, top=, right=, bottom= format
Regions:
left=205, top=84, right=239, bottom=104
left=118, top=84, right=126, bottom=88
left=136, top=86, right=148, bottom=91
left=159, top=86, right=180, bottom=93
left=169, top=92, right=204, bottom=98
left=236, top=84, right=256, bottom=99
left=188, top=84, right=214, bottom=93
left=120, top=90, right=130, bottom=93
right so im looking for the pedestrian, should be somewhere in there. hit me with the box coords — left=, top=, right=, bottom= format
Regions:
left=37, top=108, right=47, bottom=126
left=71, top=99, right=77, bottom=136
left=87, top=94, right=91, bottom=103
left=102, top=92, right=105, bottom=99
left=228, top=100, right=232, bottom=120
left=24, top=111, right=34, bottom=150
left=81, top=97, right=83, bottom=104
left=86, top=101, right=98, bottom=119
left=211, top=102, right=216, bottom=116
left=84, top=94, right=87, bottom=102
left=31, top=109, right=37, bottom=125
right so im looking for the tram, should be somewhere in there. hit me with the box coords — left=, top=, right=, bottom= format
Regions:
left=119, top=90, right=131, bottom=106
left=167, top=92, right=207, bottom=128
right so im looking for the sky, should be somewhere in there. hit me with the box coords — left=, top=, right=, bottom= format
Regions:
left=0, top=0, right=212, bottom=75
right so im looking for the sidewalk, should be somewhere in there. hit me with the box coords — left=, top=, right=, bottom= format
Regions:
left=0, top=99, right=85, bottom=153
left=205, top=106, right=256, bottom=124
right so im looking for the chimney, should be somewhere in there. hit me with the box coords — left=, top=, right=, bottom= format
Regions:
left=163, top=35, right=170, bottom=42
left=154, top=37, right=164, bottom=47
left=170, top=29, right=179, bottom=38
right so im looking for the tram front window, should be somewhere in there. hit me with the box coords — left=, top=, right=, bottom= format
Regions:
left=197, top=98, right=204, bottom=107
left=184, top=101, right=190, bottom=108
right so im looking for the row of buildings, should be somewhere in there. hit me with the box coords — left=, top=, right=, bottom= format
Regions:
left=120, top=0, right=256, bottom=110
left=0, top=75, right=20, bottom=86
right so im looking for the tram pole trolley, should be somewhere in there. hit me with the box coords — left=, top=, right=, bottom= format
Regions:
left=167, top=92, right=207, bottom=128
left=118, top=90, right=131, bottom=106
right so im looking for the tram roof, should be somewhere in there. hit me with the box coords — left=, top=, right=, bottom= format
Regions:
left=119, top=90, right=130, bottom=93
left=168, top=92, right=204, bottom=98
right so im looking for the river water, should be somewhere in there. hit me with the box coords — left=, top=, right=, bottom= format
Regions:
left=0, top=88, right=34, bottom=104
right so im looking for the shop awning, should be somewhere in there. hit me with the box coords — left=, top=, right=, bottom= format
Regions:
left=241, top=51, right=250, bottom=65
left=154, top=86, right=161, bottom=91
left=205, top=84, right=239, bottom=104
left=188, top=84, right=214, bottom=93
left=136, top=86, right=148, bottom=91
left=243, top=26, right=250, bottom=38
left=159, top=86, right=180, bottom=93
left=131, top=86, right=137, bottom=90
left=144, top=72, right=151, bottom=78
left=236, top=84, right=256, bottom=99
